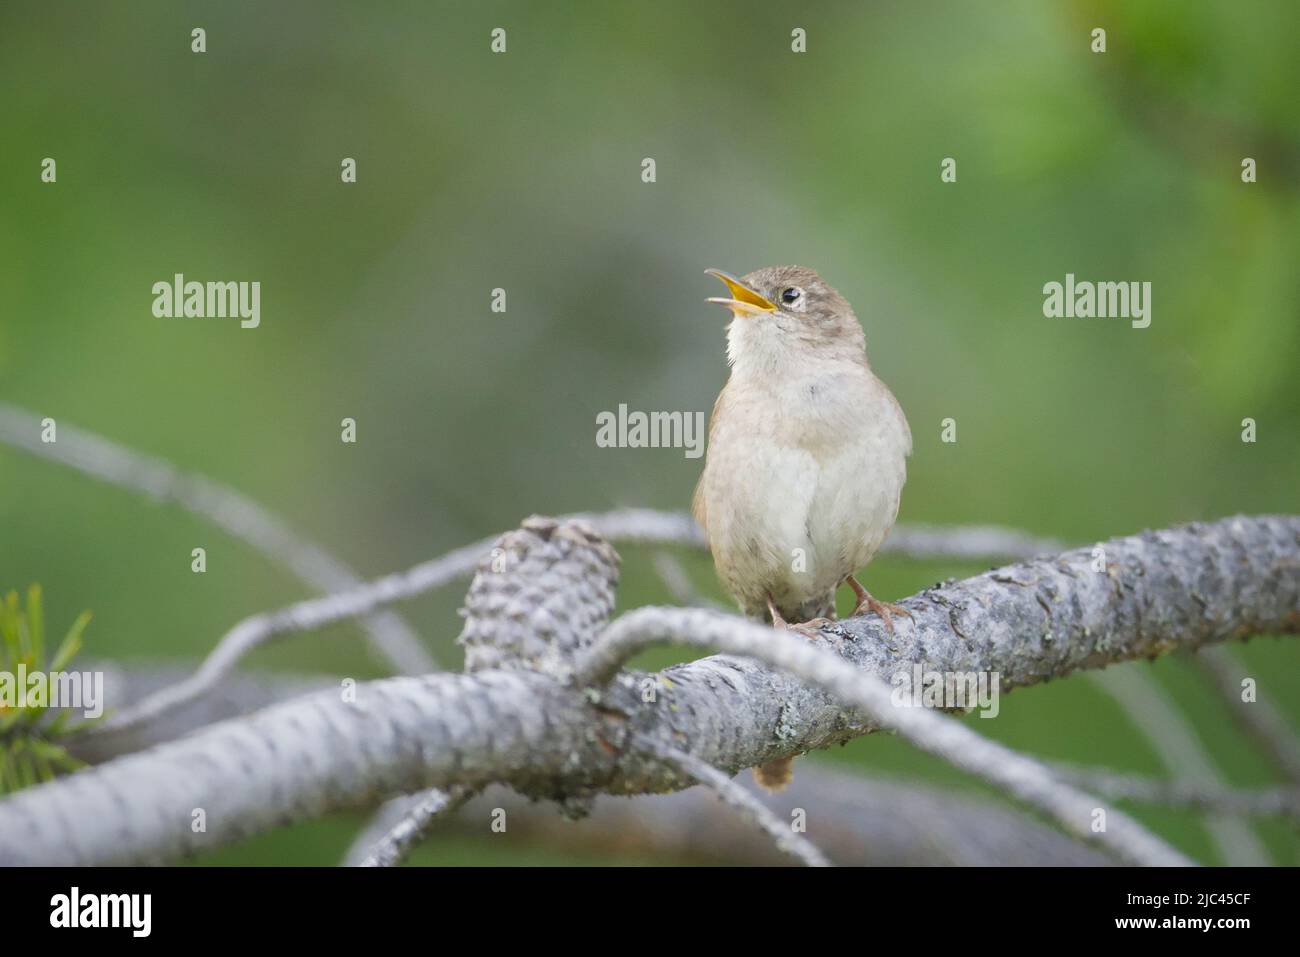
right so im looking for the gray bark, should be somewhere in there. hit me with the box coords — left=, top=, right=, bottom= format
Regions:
left=82, top=666, right=1134, bottom=865
left=404, top=770, right=1116, bottom=867
left=0, top=514, right=1294, bottom=865
left=355, top=786, right=477, bottom=867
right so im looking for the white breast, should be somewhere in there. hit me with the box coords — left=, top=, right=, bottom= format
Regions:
left=699, top=365, right=909, bottom=616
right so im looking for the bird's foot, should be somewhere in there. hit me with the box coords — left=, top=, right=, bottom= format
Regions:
left=785, top=617, right=835, bottom=641
left=846, top=575, right=913, bottom=635
left=852, top=598, right=912, bottom=635
left=766, top=595, right=834, bottom=640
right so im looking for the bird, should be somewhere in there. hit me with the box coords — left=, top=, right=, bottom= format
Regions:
left=692, top=265, right=912, bottom=791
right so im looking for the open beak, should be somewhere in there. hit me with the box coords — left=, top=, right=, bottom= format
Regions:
left=705, top=268, right=777, bottom=316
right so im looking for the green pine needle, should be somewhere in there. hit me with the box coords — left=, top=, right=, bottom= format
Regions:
left=0, top=586, right=97, bottom=795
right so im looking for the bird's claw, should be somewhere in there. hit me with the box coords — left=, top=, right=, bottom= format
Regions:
left=767, top=594, right=839, bottom=640
left=852, top=596, right=913, bottom=635
left=780, top=617, right=836, bottom=641
left=844, top=575, right=913, bottom=636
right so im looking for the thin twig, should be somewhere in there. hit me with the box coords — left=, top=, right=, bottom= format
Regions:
left=632, top=733, right=831, bottom=867
left=1087, top=666, right=1269, bottom=865
left=4, top=515, right=1292, bottom=865
left=439, top=771, right=1116, bottom=866
left=1192, top=644, right=1300, bottom=785
left=354, top=785, right=477, bottom=867
left=2, top=402, right=1069, bottom=745
left=88, top=514, right=692, bottom=738
left=0, top=403, right=470, bottom=856
left=0, top=401, right=435, bottom=674
left=880, top=522, right=1064, bottom=561
left=573, top=607, right=1194, bottom=867
left=87, top=539, right=488, bottom=738
left=650, top=551, right=727, bottom=610
left=1052, top=763, right=1300, bottom=823
left=90, top=508, right=1065, bottom=741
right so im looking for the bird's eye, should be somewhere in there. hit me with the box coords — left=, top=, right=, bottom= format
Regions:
left=780, top=287, right=803, bottom=305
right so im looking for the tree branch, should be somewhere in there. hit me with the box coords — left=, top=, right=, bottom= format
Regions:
left=0, top=401, right=435, bottom=674
left=1087, top=665, right=1269, bottom=865
left=1052, top=764, right=1300, bottom=823
left=1192, top=644, right=1300, bottom=785
left=90, top=506, right=1064, bottom=745
left=573, top=606, right=1191, bottom=866
left=431, top=769, right=1117, bottom=866
left=631, top=734, right=831, bottom=867
left=1, top=515, right=1293, bottom=865
left=354, top=785, right=478, bottom=867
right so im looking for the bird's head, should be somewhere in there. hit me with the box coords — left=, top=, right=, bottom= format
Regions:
left=705, top=265, right=867, bottom=373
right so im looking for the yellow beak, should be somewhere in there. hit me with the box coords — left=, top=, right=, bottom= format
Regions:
left=705, top=268, right=777, bottom=315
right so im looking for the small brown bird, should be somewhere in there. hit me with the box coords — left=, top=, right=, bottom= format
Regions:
left=693, top=266, right=912, bottom=790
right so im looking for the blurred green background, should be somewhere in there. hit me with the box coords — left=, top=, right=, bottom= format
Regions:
left=1, top=0, right=1297, bottom=865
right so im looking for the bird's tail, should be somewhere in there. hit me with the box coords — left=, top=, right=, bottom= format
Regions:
left=752, top=757, right=795, bottom=792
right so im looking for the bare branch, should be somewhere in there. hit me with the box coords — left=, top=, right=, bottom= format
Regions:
left=348, top=517, right=623, bottom=867
left=1087, top=666, right=1269, bottom=865
left=85, top=514, right=646, bottom=740
left=92, top=506, right=1057, bottom=743
left=0, top=404, right=477, bottom=860
left=651, top=551, right=725, bottom=609
left=85, top=668, right=1117, bottom=867
left=1052, top=764, right=1300, bottom=823
left=1, top=515, right=1293, bottom=865
left=879, top=522, right=1064, bottom=561
left=355, top=785, right=478, bottom=867
left=442, top=770, right=1116, bottom=866
left=1192, top=644, right=1300, bottom=785
left=632, top=734, right=830, bottom=867
left=0, top=401, right=434, bottom=674
left=69, top=663, right=333, bottom=764
left=343, top=795, right=425, bottom=866
left=571, top=509, right=1066, bottom=562
left=86, top=541, right=476, bottom=741
left=575, top=607, right=1191, bottom=866
left=0, top=397, right=1083, bottom=764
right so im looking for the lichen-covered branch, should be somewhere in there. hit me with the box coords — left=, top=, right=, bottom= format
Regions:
left=73, top=671, right=1129, bottom=866
left=0, top=515, right=1294, bottom=865
left=574, top=607, right=1191, bottom=866
left=91, top=504, right=1060, bottom=745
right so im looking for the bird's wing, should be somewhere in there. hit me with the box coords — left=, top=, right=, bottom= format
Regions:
left=690, top=473, right=707, bottom=534
left=690, top=383, right=732, bottom=538
left=884, top=383, right=912, bottom=457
